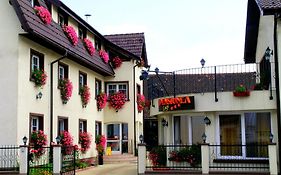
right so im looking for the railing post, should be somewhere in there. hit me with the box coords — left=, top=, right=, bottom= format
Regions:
left=138, top=143, right=146, bottom=174
left=268, top=143, right=278, bottom=175
left=19, top=145, right=28, bottom=174
left=53, top=145, right=62, bottom=175
left=201, top=143, right=209, bottom=174
left=214, top=66, right=218, bottom=102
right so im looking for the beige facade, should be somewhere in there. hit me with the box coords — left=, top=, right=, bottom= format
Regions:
left=0, top=0, right=146, bottom=159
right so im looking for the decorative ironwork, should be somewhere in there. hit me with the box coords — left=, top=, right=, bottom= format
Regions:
left=61, top=146, right=76, bottom=175
left=0, top=145, right=19, bottom=172
left=28, top=146, right=52, bottom=175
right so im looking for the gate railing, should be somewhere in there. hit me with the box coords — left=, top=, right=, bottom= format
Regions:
left=0, top=145, right=19, bottom=172
left=61, top=146, right=76, bottom=175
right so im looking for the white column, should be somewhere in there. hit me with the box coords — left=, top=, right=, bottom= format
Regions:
left=19, top=145, right=28, bottom=174
left=201, top=144, right=209, bottom=174
left=268, top=143, right=278, bottom=175
left=138, top=144, right=146, bottom=174
left=53, top=145, right=62, bottom=175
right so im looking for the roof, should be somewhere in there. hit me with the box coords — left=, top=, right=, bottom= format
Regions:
left=104, top=33, right=145, bottom=58
left=256, top=0, right=281, bottom=10
left=10, top=0, right=145, bottom=76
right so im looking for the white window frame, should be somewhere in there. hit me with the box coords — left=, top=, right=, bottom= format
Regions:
left=32, top=55, right=40, bottom=71
left=31, top=117, right=39, bottom=132
left=58, top=14, right=65, bottom=26
left=59, top=65, right=65, bottom=80
left=106, top=83, right=128, bottom=98
left=58, top=119, right=65, bottom=132
left=79, top=74, right=84, bottom=87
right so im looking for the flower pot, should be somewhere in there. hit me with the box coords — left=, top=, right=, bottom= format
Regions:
left=98, top=154, right=103, bottom=165
left=233, top=91, right=250, bottom=97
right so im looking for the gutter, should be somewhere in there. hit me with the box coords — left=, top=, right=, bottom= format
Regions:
left=273, top=14, right=281, bottom=173
left=50, top=51, right=68, bottom=142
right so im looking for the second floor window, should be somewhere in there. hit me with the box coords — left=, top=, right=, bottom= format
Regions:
left=95, top=37, right=101, bottom=51
left=79, top=120, right=87, bottom=132
left=106, top=82, right=129, bottom=99
left=95, top=79, right=102, bottom=97
left=58, top=63, right=69, bottom=80
left=79, top=72, right=87, bottom=90
left=58, top=10, right=68, bottom=26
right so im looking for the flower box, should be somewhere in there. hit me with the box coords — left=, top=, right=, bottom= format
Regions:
left=233, top=91, right=250, bottom=97
left=34, top=6, right=52, bottom=25
left=63, top=25, right=78, bottom=46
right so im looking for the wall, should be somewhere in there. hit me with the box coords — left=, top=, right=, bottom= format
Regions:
left=0, top=0, right=23, bottom=145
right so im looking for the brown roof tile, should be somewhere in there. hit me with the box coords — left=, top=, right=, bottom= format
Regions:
left=104, top=33, right=145, bottom=58
left=11, top=0, right=114, bottom=76
left=256, top=0, right=281, bottom=10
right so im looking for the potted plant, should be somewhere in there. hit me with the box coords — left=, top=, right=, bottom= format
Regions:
left=59, top=131, right=74, bottom=155
left=137, top=94, right=146, bottom=113
left=59, top=78, right=73, bottom=104
left=95, top=135, right=106, bottom=165
left=30, top=130, right=48, bottom=159
left=99, top=50, right=109, bottom=63
left=109, top=91, right=126, bottom=112
left=63, top=25, right=78, bottom=46
left=97, top=92, right=107, bottom=111
left=148, top=146, right=167, bottom=170
left=79, top=132, right=92, bottom=154
left=112, top=56, right=122, bottom=69
left=32, top=69, right=47, bottom=87
left=168, top=145, right=201, bottom=167
left=83, top=38, right=95, bottom=56
left=79, top=85, right=91, bottom=108
left=34, top=6, right=52, bottom=25
left=233, top=84, right=250, bottom=97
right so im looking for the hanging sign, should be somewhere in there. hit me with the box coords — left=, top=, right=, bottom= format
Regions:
left=158, top=96, right=195, bottom=111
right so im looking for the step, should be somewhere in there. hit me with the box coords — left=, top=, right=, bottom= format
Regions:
left=103, top=154, right=137, bottom=164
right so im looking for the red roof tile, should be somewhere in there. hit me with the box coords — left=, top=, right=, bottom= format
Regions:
left=104, top=33, right=145, bottom=58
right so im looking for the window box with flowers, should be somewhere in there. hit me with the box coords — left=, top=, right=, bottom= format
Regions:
left=79, top=132, right=92, bottom=154
left=59, top=131, right=74, bottom=155
left=32, top=69, right=47, bottom=87
left=30, top=130, right=48, bottom=159
left=95, top=135, right=106, bottom=165
left=97, top=92, right=107, bottom=111
left=59, top=79, right=73, bottom=104
left=233, top=84, right=250, bottom=97
left=99, top=50, right=109, bottom=63
left=112, top=56, right=122, bottom=69
left=137, top=94, right=146, bottom=113
left=83, top=38, right=95, bottom=56
left=148, top=146, right=167, bottom=169
left=63, top=25, right=78, bottom=46
left=109, top=91, right=126, bottom=112
left=34, top=6, right=52, bottom=25
left=79, top=85, right=91, bottom=108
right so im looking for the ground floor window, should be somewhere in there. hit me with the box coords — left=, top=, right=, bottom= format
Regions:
left=219, top=112, right=271, bottom=158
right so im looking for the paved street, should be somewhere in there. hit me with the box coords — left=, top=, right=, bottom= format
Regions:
left=77, top=162, right=137, bottom=175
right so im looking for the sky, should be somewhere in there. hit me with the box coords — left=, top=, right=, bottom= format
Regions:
left=61, top=0, right=248, bottom=71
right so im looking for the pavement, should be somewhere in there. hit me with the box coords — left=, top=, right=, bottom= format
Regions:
left=76, top=162, right=138, bottom=175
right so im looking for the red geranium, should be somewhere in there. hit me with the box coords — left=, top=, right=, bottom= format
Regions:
left=79, top=132, right=92, bottom=153
left=99, top=50, right=109, bottom=63
left=95, top=135, right=106, bottom=155
left=97, top=92, right=107, bottom=110
left=83, top=38, right=95, bottom=56
left=32, top=69, right=47, bottom=87
left=63, top=25, right=78, bottom=46
left=59, top=79, right=73, bottom=104
left=59, top=131, right=74, bottom=155
left=30, top=130, right=48, bottom=158
left=112, top=56, right=122, bottom=69
left=109, top=92, right=126, bottom=111
left=137, top=94, right=146, bottom=113
left=80, top=85, right=91, bottom=108
left=34, top=6, right=52, bottom=24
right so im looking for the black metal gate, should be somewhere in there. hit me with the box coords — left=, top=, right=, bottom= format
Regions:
left=61, top=146, right=76, bottom=175
left=27, top=146, right=53, bottom=175
left=0, top=145, right=19, bottom=173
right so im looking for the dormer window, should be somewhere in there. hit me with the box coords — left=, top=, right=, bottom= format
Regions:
left=58, top=10, right=68, bottom=26
left=29, top=0, right=39, bottom=7
left=95, top=37, right=101, bottom=51
left=78, top=26, right=86, bottom=39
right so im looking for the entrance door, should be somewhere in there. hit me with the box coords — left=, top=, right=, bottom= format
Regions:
left=106, top=123, right=128, bottom=154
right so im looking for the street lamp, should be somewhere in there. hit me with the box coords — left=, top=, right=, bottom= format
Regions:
left=265, top=47, right=273, bottom=60
left=202, top=133, right=207, bottom=143
left=200, top=58, right=206, bottom=68
left=139, top=134, right=144, bottom=144
left=55, top=135, right=61, bottom=144
left=22, top=136, right=28, bottom=145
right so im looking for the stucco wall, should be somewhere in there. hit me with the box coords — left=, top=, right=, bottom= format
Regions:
left=0, top=0, right=23, bottom=145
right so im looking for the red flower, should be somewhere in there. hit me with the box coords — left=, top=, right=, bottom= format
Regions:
left=79, top=85, right=91, bottom=108
left=79, top=132, right=92, bottom=153
left=30, top=130, right=47, bottom=158
left=137, top=94, right=146, bottom=113
left=63, top=25, right=78, bottom=46
left=109, top=92, right=126, bottom=111
left=34, top=6, right=52, bottom=24
left=112, top=56, right=122, bottom=69
left=59, top=79, right=73, bottom=103
left=83, top=38, right=95, bottom=56
left=99, top=50, right=109, bottom=63
left=96, top=135, right=106, bottom=155
left=97, top=92, right=107, bottom=110
left=32, top=69, right=47, bottom=87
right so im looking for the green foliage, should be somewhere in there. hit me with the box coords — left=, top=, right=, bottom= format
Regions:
left=168, top=145, right=201, bottom=167
left=235, top=84, right=246, bottom=92
left=148, top=146, right=167, bottom=166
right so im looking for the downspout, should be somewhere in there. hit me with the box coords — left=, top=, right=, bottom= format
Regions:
left=273, top=14, right=281, bottom=173
left=50, top=51, right=68, bottom=142
left=133, top=63, right=138, bottom=156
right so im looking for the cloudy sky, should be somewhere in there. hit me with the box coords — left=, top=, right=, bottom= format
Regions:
left=61, top=0, right=248, bottom=71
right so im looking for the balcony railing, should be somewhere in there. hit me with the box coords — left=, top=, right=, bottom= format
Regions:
left=147, top=62, right=274, bottom=101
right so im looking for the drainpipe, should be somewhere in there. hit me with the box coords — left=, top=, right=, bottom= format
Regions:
left=50, top=51, right=68, bottom=142
left=273, top=14, right=281, bottom=173
left=133, top=63, right=138, bottom=156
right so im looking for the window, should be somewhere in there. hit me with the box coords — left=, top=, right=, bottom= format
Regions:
left=79, top=71, right=87, bottom=90
left=95, top=121, right=102, bottom=137
left=29, top=0, right=39, bottom=7
left=30, top=113, right=43, bottom=133
left=137, top=84, right=141, bottom=94
left=58, top=10, right=68, bottom=26
left=30, top=49, right=44, bottom=72
left=95, top=37, right=101, bottom=50
left=58, top=63, right=69, bottom=80
left=95, top=79, right=102, bottom=97
left=79, top=120, right=87, bottom=132
left=78, top=26, right=86, bottom=39
left=219, top=112, right=271, bottom=158
left=58, top=117, right=68, bottom=135
left=106, top=82, right=129, bottom=99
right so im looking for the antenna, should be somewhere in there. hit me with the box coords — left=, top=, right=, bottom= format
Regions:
left=85, top=14, right=92, bottom=22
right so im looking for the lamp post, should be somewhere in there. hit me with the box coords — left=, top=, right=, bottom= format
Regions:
left=139, top=134, right=144, bottom=144
left=204, top=116, right=211, bottom=125
left=22, top=136, right=28, bottom=145
left=200, top=58, right=206, bottom=68
left=202, top=133, right=207, bottom=143
left=55, top=136, right=61, bottom=144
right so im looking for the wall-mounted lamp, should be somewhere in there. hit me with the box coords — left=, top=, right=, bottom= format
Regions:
left=204, top=116, right=211, bottom=125
left=22, top=136, right=28, bottom=145
left=200, top=58, right=206, bottom=68
left=36, top=92, right=43, bottom=99
left=269, top=133, right=274, bottom=143
left=55, top=135, right=61, bottom=144
left=202, top=133, right=207, bottom=143
left=265, top=47, right=273, bottom=61
left=139, top=134, right=144, bottom=144
left=162, top=118, right=168, bottom=127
